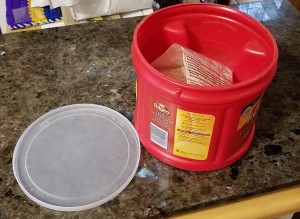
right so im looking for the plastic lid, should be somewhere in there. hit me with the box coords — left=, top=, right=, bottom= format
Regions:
left=13, top=104, right=140, bottom=211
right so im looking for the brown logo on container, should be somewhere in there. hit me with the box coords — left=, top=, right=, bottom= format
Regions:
left=154, top=101, right=170, bottom=115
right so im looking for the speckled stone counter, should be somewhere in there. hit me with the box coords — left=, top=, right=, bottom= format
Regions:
left=0, top=0, right=299, bottom=218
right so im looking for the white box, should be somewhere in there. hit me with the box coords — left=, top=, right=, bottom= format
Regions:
left=72, top=0, right=153, bottom=20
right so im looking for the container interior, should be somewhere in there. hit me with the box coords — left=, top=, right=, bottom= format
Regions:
left=136, top=5, right=277, bottom=84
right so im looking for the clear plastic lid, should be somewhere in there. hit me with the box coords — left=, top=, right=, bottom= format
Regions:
left=13, top=104, right=140, bottom=211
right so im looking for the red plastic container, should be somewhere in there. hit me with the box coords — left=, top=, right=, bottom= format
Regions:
left=132, top=3, right=278, bottom=171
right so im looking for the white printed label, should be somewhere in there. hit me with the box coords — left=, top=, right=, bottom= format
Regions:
left=150, top=122, right=168, bottom=149
left=183, top=47, right=232, bottom=86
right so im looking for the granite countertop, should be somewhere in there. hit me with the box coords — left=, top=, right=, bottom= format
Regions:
left=0, top=0, right=299, bottom=218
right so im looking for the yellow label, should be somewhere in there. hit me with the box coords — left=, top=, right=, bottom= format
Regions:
left=173, top=109, right=215, bottom=160
left=135, top=80, right=137, bottom=99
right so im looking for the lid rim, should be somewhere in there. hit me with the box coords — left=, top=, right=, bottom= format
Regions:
left=13, top=104, right=140, bottom=211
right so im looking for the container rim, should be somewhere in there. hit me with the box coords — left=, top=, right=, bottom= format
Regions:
left=132, top=3, right=279, bottom=91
